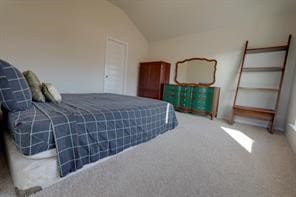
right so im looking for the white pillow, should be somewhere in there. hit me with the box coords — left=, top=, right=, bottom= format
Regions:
left=42, top=83, right=62, bottom=103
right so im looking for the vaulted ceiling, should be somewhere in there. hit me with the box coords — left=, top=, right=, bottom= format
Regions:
left=108, top=0, right=296, bottom=41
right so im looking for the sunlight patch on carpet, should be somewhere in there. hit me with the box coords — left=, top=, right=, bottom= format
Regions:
left=221, top=126, right=254, bottom=153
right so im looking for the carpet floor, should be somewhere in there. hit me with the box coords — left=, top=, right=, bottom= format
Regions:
left=1, top=112, right=296, bottom=197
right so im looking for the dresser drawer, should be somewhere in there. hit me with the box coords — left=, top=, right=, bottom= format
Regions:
left=164, top=84, right=180, bottom=95
left=163, top=89, right=178, bottom=97
left=192, top=93, right=213, bottom=100
left=163, top=94, right=179, bottom=101
left=180, top=86, right=192, bottom=97
left=192, top=94, right=207, bottom=100
left=163, top=97, right=179, bottom=107
left=192, top=87, right=214, bottom=94
left=191, top=102, right=212, bottom=112
left=164, top=84, right=180, bottom=92
left=191, top=98, right=209, bottom=104
left=179, top=97, right=191, bottom=108
left=179, top=91, right=190, bottom=97
left=180, top=86, right=192, bottom=92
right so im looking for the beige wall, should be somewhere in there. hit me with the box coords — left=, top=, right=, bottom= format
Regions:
left=148, top=13, right=296, bottom=130
left=0, top=0, right=148, bottom=95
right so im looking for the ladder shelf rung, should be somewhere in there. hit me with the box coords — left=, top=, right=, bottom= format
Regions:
left=242, top=67, right=283, bottom=72
left=238, top=87, right=279, bottom=91
left=233, top=105, right=275, bottom=121
left=246, top=45, right=288, bottom=54
left=233, top=105, right=275, bottom=114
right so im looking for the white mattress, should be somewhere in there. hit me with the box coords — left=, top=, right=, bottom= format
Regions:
left=4, top=133, right=135, bottom=191
left=23, top=148, right=56, bottom=160
left=4, top=133, right=60, bottom=190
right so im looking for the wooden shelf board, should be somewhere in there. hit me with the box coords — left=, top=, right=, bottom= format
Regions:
left=234, top=105, right=275, bottom=114
left=242, top=67, right=283, bottom=72
left=246, top=45, right=288, bottom=54
left=238, top=87, right=279, bottom=91
left=233, top=105, right=275, bottom=121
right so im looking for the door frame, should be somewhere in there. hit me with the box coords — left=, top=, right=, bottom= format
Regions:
left=104, top=36, right=128, bottom=94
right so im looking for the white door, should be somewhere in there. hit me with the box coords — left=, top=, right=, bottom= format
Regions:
left=104, top=37, right=128, bottom=94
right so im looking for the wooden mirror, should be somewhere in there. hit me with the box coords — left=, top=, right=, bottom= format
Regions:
left=175, top=58, right=217, bottom=86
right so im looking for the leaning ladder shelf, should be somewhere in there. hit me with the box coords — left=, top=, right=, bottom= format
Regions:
left=230, top=35, right=292, bottom=133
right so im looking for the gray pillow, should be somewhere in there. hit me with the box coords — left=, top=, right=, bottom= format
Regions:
left=42, top=83, right=62, bottom=103
left=0, top=59, right=33, bottom=111
left=23, top=70, right=45, bottom=102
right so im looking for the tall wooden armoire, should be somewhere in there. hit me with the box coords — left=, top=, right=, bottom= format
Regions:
left=138, top=61, right=170, bottom=100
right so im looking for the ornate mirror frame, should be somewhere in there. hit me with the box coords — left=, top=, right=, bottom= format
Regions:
left=174, top=58, right=217, bottom=87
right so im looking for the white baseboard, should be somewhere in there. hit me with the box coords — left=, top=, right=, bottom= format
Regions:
left=286, top=125, right=296, bottom=154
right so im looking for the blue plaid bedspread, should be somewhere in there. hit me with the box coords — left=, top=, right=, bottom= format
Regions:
left=7, top=93, right=178, bottom=177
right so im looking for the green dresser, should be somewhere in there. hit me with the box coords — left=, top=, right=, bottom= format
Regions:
left=163, top=84, right=180, bottom=107
left=179, top=86, right=192, bottom=110
left=163, top=84, right=220, bottom=119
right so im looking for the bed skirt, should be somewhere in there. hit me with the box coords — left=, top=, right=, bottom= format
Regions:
left=3, top=132, right=136, bottom=196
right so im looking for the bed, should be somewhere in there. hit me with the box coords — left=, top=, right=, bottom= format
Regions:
left=3, top=93, right=178, bottom=196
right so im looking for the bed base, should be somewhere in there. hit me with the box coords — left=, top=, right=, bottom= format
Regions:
left=15, top=186, right=42, bottom=197
left=4, top=131, right=137, bottom=197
